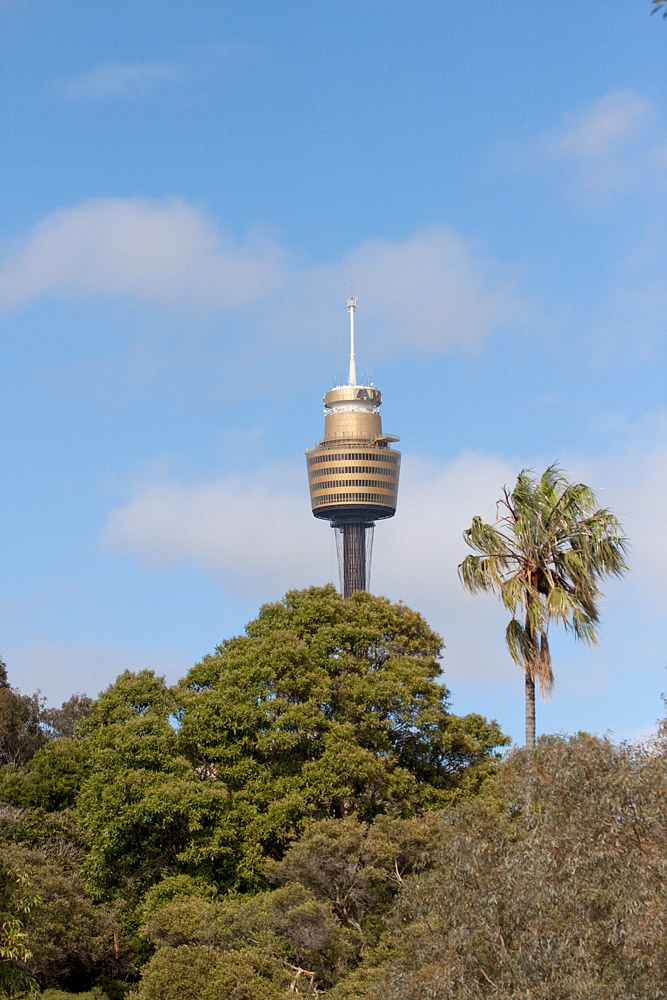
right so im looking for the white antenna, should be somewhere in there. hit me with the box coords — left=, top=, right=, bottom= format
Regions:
left=347, top=295, right=357, bottom=386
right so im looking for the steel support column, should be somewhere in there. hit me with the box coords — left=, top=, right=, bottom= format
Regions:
left=342, top=521, right=366, bottom=597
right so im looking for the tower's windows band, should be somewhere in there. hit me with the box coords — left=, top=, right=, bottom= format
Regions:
left=313, top=492, right=396, bottom=506
left=309, top=466, right=399, bottom=480
left=311, top=479, right=397, bottom=490
left=307, top=452, right=400, bottom=466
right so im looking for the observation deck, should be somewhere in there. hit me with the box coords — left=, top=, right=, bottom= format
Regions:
left=306, top=299, right=400, bottom=525
left=306, top=411, right=400, bottom=522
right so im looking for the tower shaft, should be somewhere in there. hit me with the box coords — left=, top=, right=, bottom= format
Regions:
left=342, top=521, right=367, bottom=597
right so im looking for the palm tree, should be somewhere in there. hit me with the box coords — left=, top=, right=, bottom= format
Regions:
left=459, top=465, right=627, bottom=748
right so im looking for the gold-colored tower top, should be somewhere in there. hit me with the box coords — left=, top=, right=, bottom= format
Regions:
left=306, top=298, right=401, bottom=524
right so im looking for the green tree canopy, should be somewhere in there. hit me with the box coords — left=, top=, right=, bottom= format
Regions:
left=75, top=670, right=227, bottom=905
left=0, top=852, right=39, bottom=998
left=72, top=589, right=505, bottom=904
left=0, top=660, right=46, bottom=769
left=6, top=844, right=123, bottom=994
left=0, top=588, right=508, bottom=993
left=0, top=737, right=90, bottom=813
left=266, top=813, right=440, bottom=942
left=175, top=586, right=507, bottom=887
left=135, top=813, right=441, bottom=999
left=459, top=466, right=627, bottom=746
left=132, top=941, right=289, bottom=1000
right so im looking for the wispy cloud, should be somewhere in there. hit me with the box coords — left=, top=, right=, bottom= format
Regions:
left=591, top=257, right=667, bottom=363
left=574, top=410, right=667, bottom=610
left=312, top=228, right=527, bottom=354
left=101, top=466, right=330, bottom=594
left=100, top=415, right=667, bottom=692
left=0, top=198, right=289, bottom=310
left=0, top=199, right=530, bottom=352
left=516, top=89, right=667, bottom=205
left=542, top=90, right=657, bottom=160
left=55, top=61, right=179, bottom=101
left=99, top=450, right=518, bottom=687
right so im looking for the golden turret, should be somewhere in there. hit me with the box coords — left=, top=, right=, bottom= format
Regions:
left=306, top=299, right=401, bottom=594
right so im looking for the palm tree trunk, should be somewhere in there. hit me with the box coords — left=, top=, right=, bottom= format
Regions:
left=525, top=672, right=536, bottom=749
left=524, top=594, right=537, bottom=749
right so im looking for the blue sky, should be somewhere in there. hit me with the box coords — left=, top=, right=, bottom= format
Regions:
left=1, top=0, right=666, bottom=746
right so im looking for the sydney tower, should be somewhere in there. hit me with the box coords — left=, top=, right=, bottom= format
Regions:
left=305, top=299, right=401, bottom=596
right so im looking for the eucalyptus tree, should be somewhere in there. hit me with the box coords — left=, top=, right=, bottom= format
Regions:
left=459, top=466, right=627, bottom=747
left=342, top=732, right=667, bottom=1000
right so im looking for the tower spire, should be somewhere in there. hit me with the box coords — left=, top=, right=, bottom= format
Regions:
left=347, top=295, right=357, bottom=386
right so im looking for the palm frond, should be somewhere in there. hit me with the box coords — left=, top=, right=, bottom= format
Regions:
left=526, top=593, right=548, bottom=636
left=463, top=516, right=513, bottom=557
left=459, top=554, right=500, bottom=594
left=505, top=618, right=532, bottom=671
left=537, top=632, right=555, bottom=699
left=499, top=573, right=527, bottom=614
left=545, top=585, right=574, bottom=623
left=569, top=606, right=599, bottom=646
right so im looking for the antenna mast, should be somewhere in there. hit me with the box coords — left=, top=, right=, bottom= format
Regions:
left=347, top=295, right=357, bottom=386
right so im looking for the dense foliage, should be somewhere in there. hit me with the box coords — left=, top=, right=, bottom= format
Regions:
left=119, top=729, right=667, bottom=1000
left=0, top=588, right=507, bottom=997
left=0, top=850, right=39, bottom=998
left=1, top=588, right=661, bottom=999
left=339, top=730, right=667, bottom=1000
left=132, top=813, right=442, bottom=1000
left=173, top=586, right=505, bottom=887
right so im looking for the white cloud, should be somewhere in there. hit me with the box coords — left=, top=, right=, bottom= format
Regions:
left=542, top=90, right=657, bottom=160
left=250, top=226, right=530, bottom=359
left=572, top=410, right=667, bottom=609
left=101, top=465, right=332, bottom=596
left=0, top=198, right=289, bottom=310
left=100, top=419, right=667, bottom=694
left=99, top=450, right=520, bottom=690
left=0, top=201, right=530, bottom=353
left=524, top=89, right=667, bottom=204
left=100, top=452, right=516, bottom=599
left=373, top=451, right=520, bottom=689
left=315, top=228, right=527, bottom=354
left=55, top=62, right=179, bottom=101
